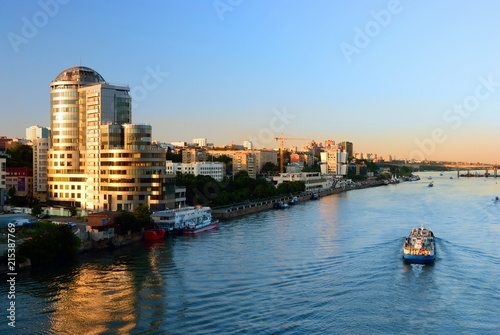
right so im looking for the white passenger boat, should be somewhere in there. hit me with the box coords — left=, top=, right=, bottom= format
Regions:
left=151, top=206, right=218, bottom=233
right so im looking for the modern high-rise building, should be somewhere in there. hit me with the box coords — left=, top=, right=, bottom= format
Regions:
left=47, top=66, right=172, bottom=212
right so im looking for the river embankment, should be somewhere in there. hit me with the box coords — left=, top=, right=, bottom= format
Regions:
left=212, top=180, right=387, bottom=220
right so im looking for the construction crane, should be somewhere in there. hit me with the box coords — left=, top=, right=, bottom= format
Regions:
left=274, top=135, right=313, bottom=173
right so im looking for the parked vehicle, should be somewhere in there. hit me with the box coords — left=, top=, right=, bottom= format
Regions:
left=9, top=219, right=31, bottom=227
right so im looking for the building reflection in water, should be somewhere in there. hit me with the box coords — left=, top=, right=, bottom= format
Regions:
left=46, top=242, right=168, bottom=334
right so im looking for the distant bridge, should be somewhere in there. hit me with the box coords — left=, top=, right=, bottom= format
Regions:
left=379, top=162, right=499, bottom=177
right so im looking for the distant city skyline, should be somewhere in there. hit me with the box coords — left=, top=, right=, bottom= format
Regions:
left=2, top=1, right=500, bottom=163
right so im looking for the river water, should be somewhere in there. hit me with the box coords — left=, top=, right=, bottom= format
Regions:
left=2, top=172, right=499, bottom=334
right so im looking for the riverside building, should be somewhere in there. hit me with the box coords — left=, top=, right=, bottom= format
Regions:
left=47, top=66, right=171, bottom=212
left=166, top=161, right=225, bottom=181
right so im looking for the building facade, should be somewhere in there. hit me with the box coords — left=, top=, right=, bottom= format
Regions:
left=182, top=149, right=207, bottom=163
left=272, top=172, right=335, bottom=191
left=320, top=150, right=347, bottom=176
left=290, top=152, right=314, bottom=166
left=26, top=125, right=50, bottom=141
left=33, top=137, right=49, bottom=201
left=47, top=66, right=171, bottom=212
left=338, top=141, right=354, bottom=159
left=6, top=167, right=33, bottom=197
left=232, top=151, right=257, bottom=178
left=207, top=149, right=278, bottom=179
left=192, top=138, right=207, bottom=147
left=166, top=161, right=225, bottom=181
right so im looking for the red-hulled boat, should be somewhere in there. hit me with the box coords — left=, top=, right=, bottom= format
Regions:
left=144, top=229, right=166, bottom=240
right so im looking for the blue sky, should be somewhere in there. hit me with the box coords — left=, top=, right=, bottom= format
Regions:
left=1, top=0, right=500, bottom=163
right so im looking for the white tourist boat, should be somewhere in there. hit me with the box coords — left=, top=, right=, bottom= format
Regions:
left=151, top=206, right=218, bottom=233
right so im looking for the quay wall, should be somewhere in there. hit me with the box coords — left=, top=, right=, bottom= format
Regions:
left=212, top=181, right=386, bottom=220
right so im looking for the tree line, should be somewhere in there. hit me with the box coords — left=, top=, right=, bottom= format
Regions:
left=176, top=171, right=305, bottom=207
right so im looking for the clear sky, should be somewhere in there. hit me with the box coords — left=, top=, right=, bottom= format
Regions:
left=1, top=0, right=500, bottom=163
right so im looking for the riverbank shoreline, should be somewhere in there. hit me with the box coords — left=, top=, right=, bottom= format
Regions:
left=0, top=180, right=388, bottom=273
left=212, top=180, right=387, bottom=220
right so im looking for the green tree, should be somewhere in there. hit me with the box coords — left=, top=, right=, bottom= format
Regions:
left=261, top=162, right=279, bottom=174
left=7, top=187, right=27, bottom=207
left=18, top=222, right=81, bottom=265
left=166, top=147, right=182, bottom=162
left=133, top=204, right=152, bottom=228
left=69, top=206, right=77, bottom=216
left=355, top=159, right=379, bottom=173
left=302, top=162, right=320, bottom=172
left=31, top=204, right=42, bottom=216
left=8, top=187, right=16, bottom=199
left=376, top=173, right=391, bottom=180
left=116, top=211, right=141, bottom=232
left=6, top=143, right=33, bottom=168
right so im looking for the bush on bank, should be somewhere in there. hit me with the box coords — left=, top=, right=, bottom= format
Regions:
left=17, top=222, right=81, bottom=265
left=176, top=171, right=306, bottom=207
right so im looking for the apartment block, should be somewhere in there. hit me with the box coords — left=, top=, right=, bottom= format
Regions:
left=182, top=149, right=207, bottom=163
left=26, top=125, right=50, bottom=141
left=166, top=161, right=225, bottom=181
left=6, top=167, right=33, bottom=197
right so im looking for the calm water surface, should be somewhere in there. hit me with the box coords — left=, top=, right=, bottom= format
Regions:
left=2, top=172, right=499, bottom=334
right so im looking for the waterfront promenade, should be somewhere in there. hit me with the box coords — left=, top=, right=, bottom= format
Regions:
left=212, top=180, right=386, bottom=219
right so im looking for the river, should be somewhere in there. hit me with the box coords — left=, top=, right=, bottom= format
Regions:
left=1, top=171, right=499, bottom=334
